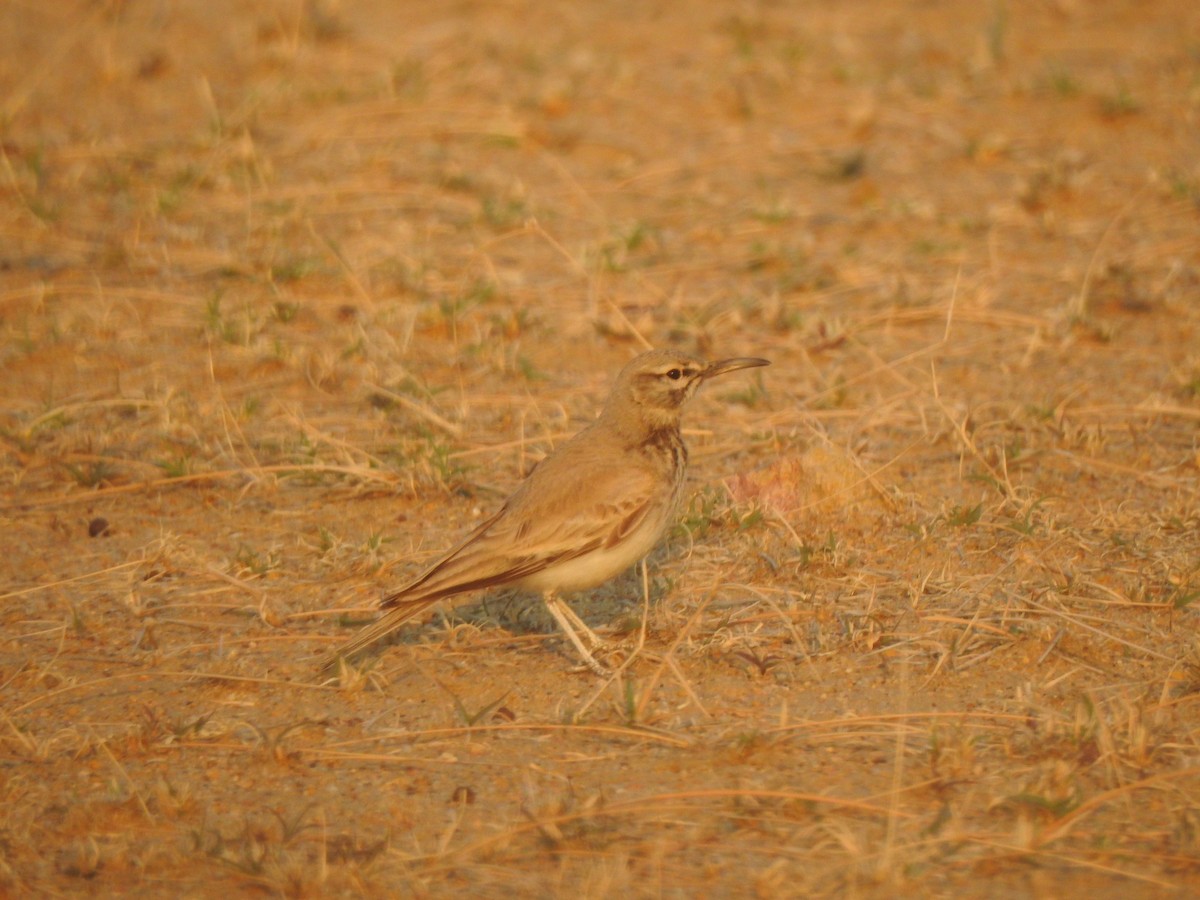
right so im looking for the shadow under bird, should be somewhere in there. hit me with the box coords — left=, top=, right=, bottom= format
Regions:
left=326, top=349, right=770, bottom=675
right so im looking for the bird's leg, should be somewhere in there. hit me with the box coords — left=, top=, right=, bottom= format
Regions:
left=542, top=593, right=610, bottom=676
left=555, top=598, right=607, bottom=648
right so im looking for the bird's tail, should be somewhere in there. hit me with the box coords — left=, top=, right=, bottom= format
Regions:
left=321, top=595, right=436, bottom=672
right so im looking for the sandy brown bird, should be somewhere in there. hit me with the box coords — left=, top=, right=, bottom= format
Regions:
left=326, top=349, right=769, bottom=675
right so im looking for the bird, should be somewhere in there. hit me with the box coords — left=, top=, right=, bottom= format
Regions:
left=325, top=349, right=770, bottom=676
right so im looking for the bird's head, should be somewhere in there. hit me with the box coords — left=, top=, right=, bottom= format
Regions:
left=602, top=349, right=770, bottom=432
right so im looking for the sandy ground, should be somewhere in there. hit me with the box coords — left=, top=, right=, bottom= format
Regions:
left=2, top=0, right=1200, bottom=895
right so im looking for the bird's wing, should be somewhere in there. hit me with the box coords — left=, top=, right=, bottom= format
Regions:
left=383, top=459, right=661, bottom=608
left=379, top=506, right=506, bottom=606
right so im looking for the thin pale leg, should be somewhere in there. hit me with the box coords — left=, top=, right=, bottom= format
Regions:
left=542, top=593, right=610, bottom=675
left=554, top=598, right=607, bottom=649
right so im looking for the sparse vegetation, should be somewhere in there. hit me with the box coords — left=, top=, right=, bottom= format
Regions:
left=2, top=0, right=1199, bottom=896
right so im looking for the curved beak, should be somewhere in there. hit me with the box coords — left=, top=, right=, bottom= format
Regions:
left=703, top=357, right=771, bottom=379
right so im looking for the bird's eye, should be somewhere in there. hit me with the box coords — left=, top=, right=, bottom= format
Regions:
left=666, top=369, right=682, bottom=380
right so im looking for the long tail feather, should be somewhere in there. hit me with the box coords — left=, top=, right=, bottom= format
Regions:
left=321, top=597, right=438, bottom=670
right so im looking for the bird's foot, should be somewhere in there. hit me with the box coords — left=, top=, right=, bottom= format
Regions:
left=569, top=648, right=613, bottom=677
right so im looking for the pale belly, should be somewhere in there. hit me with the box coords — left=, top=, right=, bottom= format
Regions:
left=517, top=511, right=669, bottom=594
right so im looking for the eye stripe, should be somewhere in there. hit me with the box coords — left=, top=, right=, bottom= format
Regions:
left=662, top=367, right=698, bottom=380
